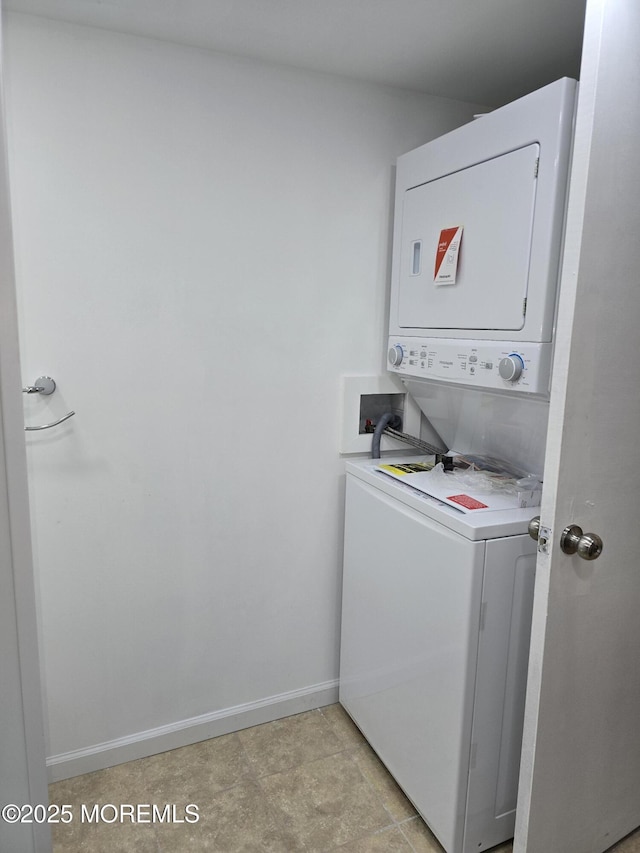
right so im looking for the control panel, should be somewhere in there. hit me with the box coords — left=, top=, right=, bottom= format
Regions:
left=387, top=336, right=553, bottom=396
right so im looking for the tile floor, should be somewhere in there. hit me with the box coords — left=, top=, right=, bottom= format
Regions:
left=48, top=704, right=640, bottom=853
left=50, top=705, right=509, bottom=853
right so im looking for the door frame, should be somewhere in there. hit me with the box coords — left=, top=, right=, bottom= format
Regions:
left=0, top=5, right=50, bottom=851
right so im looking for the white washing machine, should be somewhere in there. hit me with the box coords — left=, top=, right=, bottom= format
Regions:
left=339, top=458, right=537, bottom=853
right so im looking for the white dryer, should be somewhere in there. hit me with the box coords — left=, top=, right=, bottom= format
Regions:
left=339, top=458, right=537, bottom=853
left=388, top=77, right=576, bottom=399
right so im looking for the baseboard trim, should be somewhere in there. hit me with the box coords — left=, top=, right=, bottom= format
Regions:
left=47, top=679, right=339, bottom=782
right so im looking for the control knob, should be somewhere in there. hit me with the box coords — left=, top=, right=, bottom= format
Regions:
left=498, top=354, right=524, bottom=382
left=388, top=345, right=404, bottom=367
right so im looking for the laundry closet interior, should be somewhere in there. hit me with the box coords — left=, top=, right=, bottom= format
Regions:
left=1, top=1, right=596, bottom=851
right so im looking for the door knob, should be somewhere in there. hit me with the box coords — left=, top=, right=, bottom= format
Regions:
left=528, top=516, right=541, bottom=540
left=560, top=525, right=603, bottom=560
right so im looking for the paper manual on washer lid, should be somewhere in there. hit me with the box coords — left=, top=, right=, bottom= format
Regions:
left=377, top=461, right=542, bottom=513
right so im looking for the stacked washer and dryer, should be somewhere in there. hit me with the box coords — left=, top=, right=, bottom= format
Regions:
left=339, top=79, right=576, bottom=853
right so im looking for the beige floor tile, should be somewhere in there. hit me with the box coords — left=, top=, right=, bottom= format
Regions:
left=137, top=731, right=252, bottom=803
left=154, top=779, right=297, bottom=852
left=333, top=825, right=414, bottom=851
left=50, top=758, right=147, bottom=809
left=260, top=751, right=393, bottom=851
left=351, top=744, right=416, bottom=822
left=398, top=822, right=514, bottom=853
left=52, top=815, right=159, bottom=853
left=320, top=704, right=367, bottom=748
left=238, top=709, right=343, bottom=777
left=51, top=817, right=83, bottom=853
left=398, top=816, right=445, bottom=853
left=610, top=826, right=640, bottom=852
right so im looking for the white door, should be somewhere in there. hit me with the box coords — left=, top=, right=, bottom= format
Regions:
left=515, top=1, right=640, bottom=851
left=0, top=7, right=51, bottom=852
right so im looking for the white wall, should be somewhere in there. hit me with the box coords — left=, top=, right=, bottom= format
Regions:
left=5, top=12, right=481, bottom=775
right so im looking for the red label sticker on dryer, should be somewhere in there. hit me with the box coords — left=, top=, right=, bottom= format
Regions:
left=434, top=226, right=463, bottom=285
left=447, top=494, right=488, bottom=510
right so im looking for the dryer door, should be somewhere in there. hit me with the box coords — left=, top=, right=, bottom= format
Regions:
left=397, top=143, right=539, bottom=332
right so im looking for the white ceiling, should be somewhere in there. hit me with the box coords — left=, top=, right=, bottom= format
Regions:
left=4, top=0, right=587, bottom=106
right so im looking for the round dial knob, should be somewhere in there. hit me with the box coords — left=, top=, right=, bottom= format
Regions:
left=388, top=345, right=404, bottom=367
left=498, top=354, right=524, bottom=382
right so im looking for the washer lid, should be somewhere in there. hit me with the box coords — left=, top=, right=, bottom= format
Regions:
left=345, top=456, right=535, bottom=540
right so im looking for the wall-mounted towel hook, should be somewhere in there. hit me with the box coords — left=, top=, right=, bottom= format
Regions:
left=22, top=375, right=76, bottom=431
left=22, top=375, right=56, bottom=395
